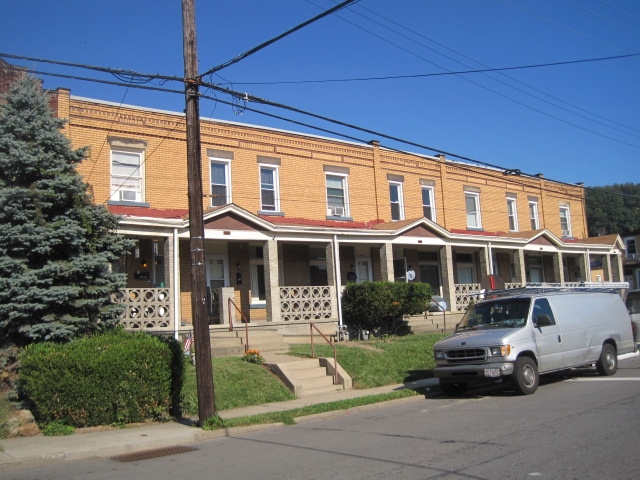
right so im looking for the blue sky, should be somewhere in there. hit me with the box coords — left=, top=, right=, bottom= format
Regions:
left=2, top=0, right=639, bottom=188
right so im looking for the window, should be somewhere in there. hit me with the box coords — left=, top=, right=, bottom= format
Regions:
left=389, top=182, right=404, bottom=221
left=259, top=166, right=279, bottom=212
left=529, top=199, right=539, bottom=230
left=422, top=186, right=435, bottom=221
left=559, top=206, right=572, bottom=237
left=210, top=160, right=231, bottom=206
left=507, top=196, right=518, bottom=232
left=110, top=148, right=143, bottom=202
left=326, top=174, right=348, bottom=217
left=465, top=191, right=482, bottom=229
left=533, top=298, right=556, bottom=326
left=625, top=237, right=637, bottom=260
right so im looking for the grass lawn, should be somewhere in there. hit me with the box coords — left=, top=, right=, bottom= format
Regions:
left=181, top=333, right=447, bottom=416
left=289, top=333, right=446, bottom=388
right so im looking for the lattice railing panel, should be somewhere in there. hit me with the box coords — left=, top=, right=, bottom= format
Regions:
left=454, top=283, right=481, bottom=311
left=113, top=288, right=172, bottom=330
left=280, top=286, right=333, bottom=321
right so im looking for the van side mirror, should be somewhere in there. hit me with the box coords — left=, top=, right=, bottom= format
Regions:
left=535, top=314, right=553, bottom=327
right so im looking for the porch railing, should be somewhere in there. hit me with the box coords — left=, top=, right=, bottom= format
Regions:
left=454, top=283, right=482, bottom=311
left=280, top=286, right=333, bottom=321
left=113, top=287, right=173, bottom=331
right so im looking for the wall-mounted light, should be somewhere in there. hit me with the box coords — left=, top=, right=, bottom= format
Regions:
left=141, top=259, right=148, bottom=269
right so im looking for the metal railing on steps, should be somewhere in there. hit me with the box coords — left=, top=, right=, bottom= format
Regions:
left=310, top=322, right=338, bottom=385
left=228, top=298, right=250, bottom=352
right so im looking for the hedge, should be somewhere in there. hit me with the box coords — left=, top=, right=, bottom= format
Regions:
left=19, top=329, right=181, bottom=427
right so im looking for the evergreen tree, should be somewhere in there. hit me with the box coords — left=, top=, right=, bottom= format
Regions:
left=0, top=75, right=133, bottom=347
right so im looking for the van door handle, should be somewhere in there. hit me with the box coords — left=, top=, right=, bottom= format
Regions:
left=557, top=335, right=561, bottom=343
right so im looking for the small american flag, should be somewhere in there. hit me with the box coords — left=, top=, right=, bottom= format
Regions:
left=183, top=334, right=194, bottom=354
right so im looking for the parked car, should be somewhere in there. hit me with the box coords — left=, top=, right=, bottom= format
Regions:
left=433, top=288, right=635, bottom=396
left=626, top=289, right=640, bottom=343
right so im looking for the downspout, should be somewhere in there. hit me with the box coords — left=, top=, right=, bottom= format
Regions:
left=173, top=228, right=180, bottom=340
left=333, top=234, right=343, bottom=327
left=488, top=242, right=494, bottom=275
left=585, top=248, right=591, bottom=282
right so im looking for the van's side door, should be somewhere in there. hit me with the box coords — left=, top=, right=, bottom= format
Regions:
left=532, top=298, right=564, bottom=372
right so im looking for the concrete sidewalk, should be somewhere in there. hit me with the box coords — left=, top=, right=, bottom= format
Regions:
left=0, top=352, right=439, bottom=472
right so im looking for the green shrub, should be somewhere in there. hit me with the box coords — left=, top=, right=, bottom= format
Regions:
left=342, top=281, right=431, bottom=334
left=42, top=420, right=75, bottom=436
left=19, top=330, right=174, bottom=428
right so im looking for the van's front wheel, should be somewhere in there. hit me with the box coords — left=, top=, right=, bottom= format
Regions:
left=596, top=343, right=617, bottom=376
left=512, top=356, right=539, bottom=395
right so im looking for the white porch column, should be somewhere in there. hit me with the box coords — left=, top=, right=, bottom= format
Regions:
left=514, top=249, right=526, bottom=285
left=264, top=238, right=281, bottom=323
left=379, top=242, right=394, bottom=281
left=440, top=244, right=455, bottom=312
left=479, top=245, right=491, bottom=278
left=171, top=229, right=181, bottom=339
left=603, top=254, right=613, bottom=282
left=553, top=252, right=565, bottom=283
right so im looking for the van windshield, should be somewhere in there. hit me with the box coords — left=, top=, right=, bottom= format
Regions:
left=457, top=298, right=531, bottom=331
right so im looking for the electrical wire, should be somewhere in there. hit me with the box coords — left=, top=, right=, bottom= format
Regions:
left=198, top=0, right=360, bottom=78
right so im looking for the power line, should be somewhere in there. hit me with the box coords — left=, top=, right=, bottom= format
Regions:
left=226, top=53, right=640, bottom=85
left=199, top=0, right=360, bottom=78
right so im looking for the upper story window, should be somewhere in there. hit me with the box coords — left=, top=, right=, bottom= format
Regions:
left=389, top=179, right=405, bottom=221
left=257, top=156, right=281, bottom=214
left=559, top=205, right=572, bottom=237
left=464, top=188, right=482, bottom=229
left=529, top=197, right=540, bottom=230
left=108, top=137, right=147, bottom=204
left=421, top=180, right=436, bottom=221
left=324, top=165, right=350, bottom=218
left=624, top=237, right=637, bottom=260
left=209, top=149, right=233, bottom=207
left=507, top=195, right=518, bottom=232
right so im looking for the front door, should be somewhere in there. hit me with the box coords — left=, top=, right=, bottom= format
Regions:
left=420, top=264, right=441, bottom=296
left=355, top=258, right=372, bottom=283
left=206, top=256, right=228, bottom=323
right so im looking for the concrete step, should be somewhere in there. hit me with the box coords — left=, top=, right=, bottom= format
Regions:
left=267, top=357, right=349, bottom=398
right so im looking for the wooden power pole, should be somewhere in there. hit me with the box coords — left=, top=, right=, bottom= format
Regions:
left=182, top=0, right=216, bottom=424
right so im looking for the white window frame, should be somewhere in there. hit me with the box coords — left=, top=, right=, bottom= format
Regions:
left=210, top=158, right=232, bottom=206
left=529, top=200, right=540, bottom=230
left=110, top=147, right=144, bottom=203
left=465, top=191, right=482, bottom=229
left=507, top=196, right=518, bottom=232
left=326, top=173, right=349, bottom=218
left=421, top=186, right=436, bottom=221
left=259, top=164, right=280, bottom=213
left=389, top=181, right=405, bottom=221
left=559, top=205, right=572, bottom=237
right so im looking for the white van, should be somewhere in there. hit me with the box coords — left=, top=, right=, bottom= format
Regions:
left=433, top=288, right=635, bottom=395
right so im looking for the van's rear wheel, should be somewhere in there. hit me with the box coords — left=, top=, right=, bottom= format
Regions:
left=512, top=356, right=539, bottom=395
left=439, top=380, right=467, bottom=396
left=596, top=343, right=617, bottom=376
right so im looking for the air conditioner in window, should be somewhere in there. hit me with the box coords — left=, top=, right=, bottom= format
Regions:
left=328, top=206, right=345, bottom=217
left=120, top=190, right=137, bottom=201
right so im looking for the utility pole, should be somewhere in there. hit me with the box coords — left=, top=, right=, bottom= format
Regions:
left=182, top=0, right=215, bottom=424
